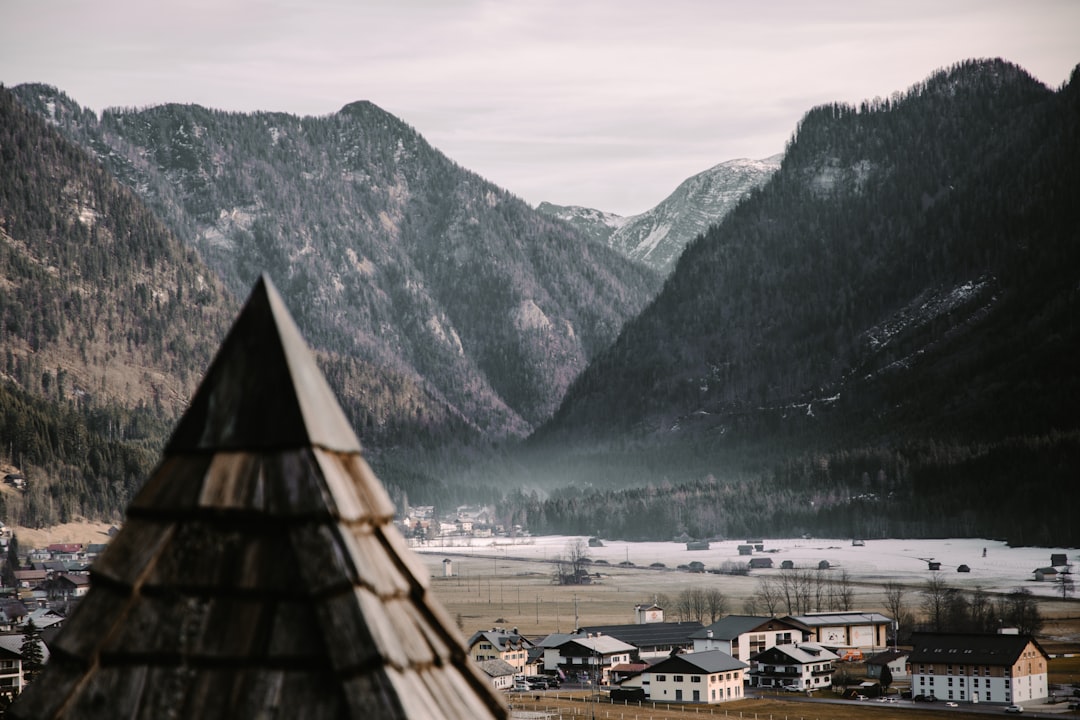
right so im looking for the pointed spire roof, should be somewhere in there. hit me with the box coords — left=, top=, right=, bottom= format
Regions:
left=166, top=273, right=361, bottom=453
left=12, top=276, right=507, bottom=719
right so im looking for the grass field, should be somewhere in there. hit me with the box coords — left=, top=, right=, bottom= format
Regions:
left=504, top=692, right=1030, bottom=720
left=419, top=553, right=1080, bottom=646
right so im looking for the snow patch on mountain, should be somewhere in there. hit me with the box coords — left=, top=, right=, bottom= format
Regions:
left=538, top=155, right=781, bottom=274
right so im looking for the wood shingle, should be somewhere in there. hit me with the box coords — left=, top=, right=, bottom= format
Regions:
left=11, top=275, right=507, bottom=720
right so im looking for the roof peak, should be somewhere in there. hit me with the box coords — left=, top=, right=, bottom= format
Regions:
left=166, top=274, right=361, bottom=453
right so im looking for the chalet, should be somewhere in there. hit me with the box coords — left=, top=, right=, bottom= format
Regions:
left=8, top=276, right=508, bottom=720
left=690, top=615, right=803, bottom=662
left=1050, top=553, right=1067, bottom=567
left=468, top=628, right=535, bottom=674
left=12, top=569, right=46, bottom=589
left=748, top=557, right=773, bottom=569
left=865, top=649, right=910, bottom=679
left=541, top=634, right=635, bottom=684
left=780, top=560, right=795, bottom=570
left=577, top=621, right=703, bottom=661
left=474, top=658, right=517, bottom=691
left=748, top=642, right=838, bottom=691
left=686, top=540, right=709, bottom=551
left=49, top=574, right=90, bottom=600
left=908, top=631, right=1049, bottom=705
left=737, top=545, right=753, bottom=556
left=642, top=650, right=748, bottom=703
left=785, top=611, right=891, bottom=651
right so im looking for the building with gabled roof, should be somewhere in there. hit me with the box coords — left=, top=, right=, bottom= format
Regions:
left=10, top=275, right=507, bottom=720
left=474, top=659, right=517, bottom=691
left=577, top=621, right=702, bottom=660
left=748, top=642, right=838, bottom=691
left=908, top=632, right=1049, bottom=705
left=542, top=634, right=635, bottom=685
left=643, top=650, right=748, bottom=703
left=468, top=628, right=535, bottom=674
left=690, top=615, right=802, bottom=661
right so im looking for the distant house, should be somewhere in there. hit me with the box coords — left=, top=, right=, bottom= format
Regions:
left=577, top=620, right=703, bottom=661
left=540, top=634, right=635, bottom=684
left=865, top=649, right=910, bottom=680
left=474, top=658, right=517, bottom=691
left=748, top=642, right=838, bottom=691
left=1050, top=553, right=1067, bottom=567
left=634, top=603, right=665, bottom=625
left=690, top=615, right=804, bottom=661
left=908, top=631, right=1049, bottom=705
left=686, top=540, right=709, bottom=551
left=1033, top=567, right=1058, bottom=582
left=50, top=574, right=90, bottom=600
left=468, top=628, right=535, bottom=674
left=0, top=632, right=49, bottom=698
left=12, top=569, right=46, bottom=589
left=737, top=545, right=753, bottom=556
left=780, top=560, right=795, bottom=570
left=643, top=650, right=748, bottom=703
left=748, top=558, right=773, bottom=569
left=785, top=612, right=892, bottom=650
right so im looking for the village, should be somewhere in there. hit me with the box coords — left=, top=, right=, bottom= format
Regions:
left=1, top=506, right=1076, bottom=715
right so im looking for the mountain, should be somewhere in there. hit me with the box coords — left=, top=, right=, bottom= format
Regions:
left=518, top=59, right=1080, bottom=545
left=538, top=156, right=781, bottom=274
left=0, top=86, right=238, bottom=526
left=11, top=85, right=660, bottom=446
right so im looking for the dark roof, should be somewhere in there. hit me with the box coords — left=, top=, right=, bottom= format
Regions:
left=751, top=643, right=839, bottom=665
left=577, top=622, right=704, bottom=650
left=475, top=659, right=517, bottom=679
left=11, top=275, right=506, bottom=720
left=690, top=615, right=801, bottom=640
left=647, top=650, right=748, bottom=675
left=866, top=649, right=909, bottom=666
left=908, top=632, right=1046, bottom=666
left=467, top=629, right=534, bottom=653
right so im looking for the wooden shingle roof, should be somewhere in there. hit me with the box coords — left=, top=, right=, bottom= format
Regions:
left=11, top=275, right=507, bottom=720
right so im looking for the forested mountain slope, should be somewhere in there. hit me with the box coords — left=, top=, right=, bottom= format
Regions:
left=12, top=86, right=660, bottom=444
left=0, top=87, right=236, bottom=526
left=519, top=60, right=1080, bottom=545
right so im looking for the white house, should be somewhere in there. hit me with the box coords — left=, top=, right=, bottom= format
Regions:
left=643, top=650, right=748, bottom=704
left=541, top=634, right=635, bottom=685
left=908, top=632, right=1049, bottom=705
left=474, top=658, right=517, bottom=691
left=690, top=615, right=803, bottom=661
left=467, top=628, right=535, bottom=674
left=748, top=642, right=838, bottom=691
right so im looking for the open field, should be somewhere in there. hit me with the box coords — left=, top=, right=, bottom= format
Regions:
left=503, top=692, right=1046, bottom=720
left=415, top=538, right=1080, bottom=650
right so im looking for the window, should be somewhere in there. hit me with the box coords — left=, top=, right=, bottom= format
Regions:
left=656, top=675, right=666, bottom=681
left=711, top=689, right=716, bottom=700
left=673, top=675, right=684, bottom=682
left=692, top=690, right=700, bottom=702
left=691, top=676, right=702, bottom=683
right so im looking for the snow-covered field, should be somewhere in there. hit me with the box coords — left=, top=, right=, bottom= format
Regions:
left=415, top=535, right=1077, bottom=598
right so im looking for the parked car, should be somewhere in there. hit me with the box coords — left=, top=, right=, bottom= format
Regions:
left=511, top=683, right=530, bottom=692
left=854, top=694, right=868, bottom=700
left=1004, top=705, right=1024, bottom=714
left=945, top=701, right=958, bottom=707
left=913, top=694, right=938, bottom=702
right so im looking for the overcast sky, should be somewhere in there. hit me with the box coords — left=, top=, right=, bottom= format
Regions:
left=3, top=1, right=1077, bottom=215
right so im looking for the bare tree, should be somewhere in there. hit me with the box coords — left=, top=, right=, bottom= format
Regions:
left=705, top=588, right=728, bottom=623
left=921, top=574, right=950, bottom=632
left=831, top=570, right=855, bottom=611
left=553, top=538, right=591, bottom=585
left=755, top=576, right=782, bottom=616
